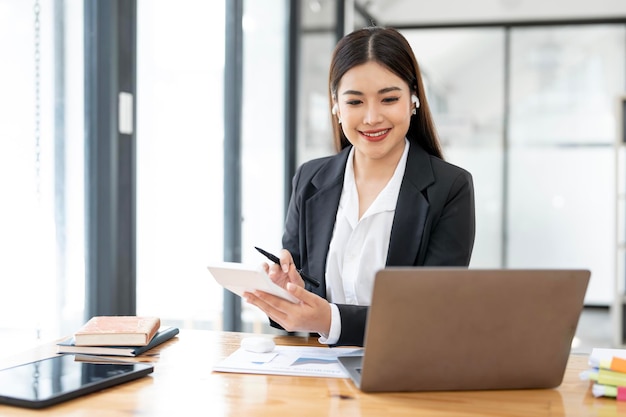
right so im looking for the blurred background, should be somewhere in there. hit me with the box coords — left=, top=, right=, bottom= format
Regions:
left=1, top=0, right=624, bottom=357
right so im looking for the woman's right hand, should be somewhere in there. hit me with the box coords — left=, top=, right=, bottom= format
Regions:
left=261, top=249, right=305, bottom=289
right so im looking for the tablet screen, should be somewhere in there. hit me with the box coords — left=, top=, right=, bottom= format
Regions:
left=0, top=355, right=154, bottom=409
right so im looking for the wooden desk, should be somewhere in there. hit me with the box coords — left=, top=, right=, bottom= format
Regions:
left=0, top=329, right=623, bottom=416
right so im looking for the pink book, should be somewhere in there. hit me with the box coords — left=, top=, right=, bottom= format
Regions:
left=74, top=316, right=161, bottom=346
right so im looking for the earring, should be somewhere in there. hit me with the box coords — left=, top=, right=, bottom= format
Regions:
left=411, top=94, right=420, bottom=115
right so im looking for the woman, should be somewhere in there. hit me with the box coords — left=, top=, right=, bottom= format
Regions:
left=244, top=26, right=475, bottom=347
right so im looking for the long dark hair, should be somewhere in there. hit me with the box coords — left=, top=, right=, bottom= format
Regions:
left=328, top=26, right=443, bottom=159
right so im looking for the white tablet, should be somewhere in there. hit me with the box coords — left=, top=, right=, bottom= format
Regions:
left=207, top=262, right=299, bottom=303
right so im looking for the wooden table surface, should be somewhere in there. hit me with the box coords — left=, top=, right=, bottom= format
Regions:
left=0, top=329, right=623, bottom=416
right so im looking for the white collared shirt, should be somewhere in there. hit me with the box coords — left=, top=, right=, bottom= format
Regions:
left=319, top=139, right=409, bottom=344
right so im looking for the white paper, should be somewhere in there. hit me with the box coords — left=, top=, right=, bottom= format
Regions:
left=213, top=345, right=362, bottom=378
left=588, top=347, right=626, bottom=367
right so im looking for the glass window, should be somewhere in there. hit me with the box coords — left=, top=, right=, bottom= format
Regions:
left=136, top=0, right=287, bottom=331
left=136, top=0, right=225, bottom=328
left=298, top=1, right=337, bottom=163
left=0, top=1, right=84, bottom=357
left=403, top=28, right=506, bottom=268
left=240, top=0, right=287, bottom=330
left=299, top=32, right=336, bottom=163
left=508, top=25, right=625, bottom=305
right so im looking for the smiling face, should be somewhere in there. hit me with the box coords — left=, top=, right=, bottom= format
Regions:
left=334, top=61, right=414, bottom=166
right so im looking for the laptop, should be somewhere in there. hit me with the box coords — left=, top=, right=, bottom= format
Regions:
left=337, top=268, right=590, bottom=393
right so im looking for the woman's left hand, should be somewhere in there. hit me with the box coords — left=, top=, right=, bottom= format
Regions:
left=244, top=283, right=331, bottom=335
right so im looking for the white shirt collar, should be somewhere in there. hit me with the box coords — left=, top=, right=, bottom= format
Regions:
left=342, top=139, right=410, bottom=225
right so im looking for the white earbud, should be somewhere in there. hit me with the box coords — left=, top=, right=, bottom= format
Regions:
left=411, top=94, right=420, bottom=115
left=332, top=103, right=341, bottom=123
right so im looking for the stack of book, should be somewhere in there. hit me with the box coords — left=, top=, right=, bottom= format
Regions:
left=57, top=316, right=179, bottom=358
left=581, top=348, right=626, bottom=401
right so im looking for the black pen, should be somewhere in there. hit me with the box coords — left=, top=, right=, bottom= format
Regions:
left=254, top=246, right=321, bottom=288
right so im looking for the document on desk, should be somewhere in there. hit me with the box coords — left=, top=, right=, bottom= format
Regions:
left=213, top=346, right=362, bottom=378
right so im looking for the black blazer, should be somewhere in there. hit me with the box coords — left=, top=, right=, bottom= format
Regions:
left=280, top=143, right=476, bottom=346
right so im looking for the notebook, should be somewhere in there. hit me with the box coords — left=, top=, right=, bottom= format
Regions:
left=337, top=268, right=590, bottom=393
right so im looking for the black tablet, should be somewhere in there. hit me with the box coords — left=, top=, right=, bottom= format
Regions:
left=0, top=354, right=154, bottom=409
